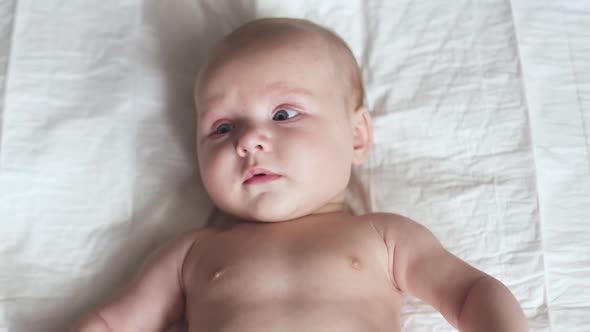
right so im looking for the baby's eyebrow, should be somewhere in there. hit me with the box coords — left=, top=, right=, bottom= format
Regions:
left=265, top=81, right=314, bottom=99
left=198, top=93, right=227, bottom=127
left=199, top=82, right=313, bottom=125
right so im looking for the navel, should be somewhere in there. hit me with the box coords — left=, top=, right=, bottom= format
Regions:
left=348, top=255, right=362, bottom=271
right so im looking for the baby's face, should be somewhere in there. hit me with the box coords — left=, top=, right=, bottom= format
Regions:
left=195, top=33, right=359, bottom=222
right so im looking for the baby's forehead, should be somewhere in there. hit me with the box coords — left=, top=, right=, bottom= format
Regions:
left=196, top=18, right=362, bottom=108
left=199, top=35, right=330, bottom=87
left=196, top=55, right=334, bottom=118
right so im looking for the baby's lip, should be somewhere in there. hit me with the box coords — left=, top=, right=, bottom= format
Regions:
left=242, top=167, right=281, bottom=183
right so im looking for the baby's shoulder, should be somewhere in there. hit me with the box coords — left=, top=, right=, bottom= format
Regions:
left=153, top=227, right=212, bottom=267
left=361, top=212, right=413, bottom=233
left=172, top=227, right=213, bottom=254
left=360, top=212, right=433, bottom=244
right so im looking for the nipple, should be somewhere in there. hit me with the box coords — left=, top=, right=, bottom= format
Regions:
left=210, top=268, right=227, bottom=282
left=349, top=255, right=362, bottom=271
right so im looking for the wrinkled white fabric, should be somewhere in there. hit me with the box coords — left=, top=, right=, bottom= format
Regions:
left=0, top=1, right=587, bottom=331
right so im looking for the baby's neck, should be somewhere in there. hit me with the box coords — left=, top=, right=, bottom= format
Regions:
left=312, top=200, right=349, bottom=215
left=250, top=204, right=352, bottom=226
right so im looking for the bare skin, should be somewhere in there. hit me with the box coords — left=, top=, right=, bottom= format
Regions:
left=72, top=18, right=528, bottom=332
left=183, top=212, right=401, bottom=331
left=74, top=212, right=527, bottom=332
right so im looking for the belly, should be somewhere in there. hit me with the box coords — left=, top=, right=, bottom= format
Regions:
left=187, top=297, right=400, bottom=332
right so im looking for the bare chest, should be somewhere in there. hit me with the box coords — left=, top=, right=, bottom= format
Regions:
left=180, top=216, right=402, bottom=331
left=183, top=216, right=399, bottom=304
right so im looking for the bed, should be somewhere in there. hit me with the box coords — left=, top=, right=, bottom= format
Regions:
left=0, top=0, right=588, bottom=331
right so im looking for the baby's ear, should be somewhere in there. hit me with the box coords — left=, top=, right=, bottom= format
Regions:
left=351, top=105, right=373, bottom=165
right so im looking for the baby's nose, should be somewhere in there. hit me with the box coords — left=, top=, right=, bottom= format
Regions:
left=235, top=127, right=271, bottom=157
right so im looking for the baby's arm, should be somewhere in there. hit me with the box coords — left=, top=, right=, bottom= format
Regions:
left=372, top=213, right=528, bottom=332
left=72, top=229, right=203, bottom=332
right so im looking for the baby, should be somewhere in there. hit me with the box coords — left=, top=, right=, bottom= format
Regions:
left=74, top=18, right=528, bottom=332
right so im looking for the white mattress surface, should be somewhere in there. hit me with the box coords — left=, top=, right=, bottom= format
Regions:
left=0, top=1, right=588, bottom=331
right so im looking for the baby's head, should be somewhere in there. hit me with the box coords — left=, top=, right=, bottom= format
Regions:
left=195, top=18, right=372, bottom=223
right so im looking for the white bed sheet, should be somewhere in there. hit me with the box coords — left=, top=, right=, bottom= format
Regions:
left=0, top=0, right=587, bottom=331
left=511, top=1, right=590, bottom=330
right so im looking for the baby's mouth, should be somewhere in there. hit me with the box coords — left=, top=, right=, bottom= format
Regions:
left=243, top=167, right=282, bottom=185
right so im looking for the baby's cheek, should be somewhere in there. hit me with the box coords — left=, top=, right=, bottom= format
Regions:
left=304, top=136, right=350, bottom=184
left=200, top=151, right=229, bottom=195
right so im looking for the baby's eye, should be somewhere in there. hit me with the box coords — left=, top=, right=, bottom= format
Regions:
left=214, top=123, right=233, bottom=135
left=272, top=108, right=299, bottom=121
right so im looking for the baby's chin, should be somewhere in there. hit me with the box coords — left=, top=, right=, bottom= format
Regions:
left=213, top=188, right=348, bottom=223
